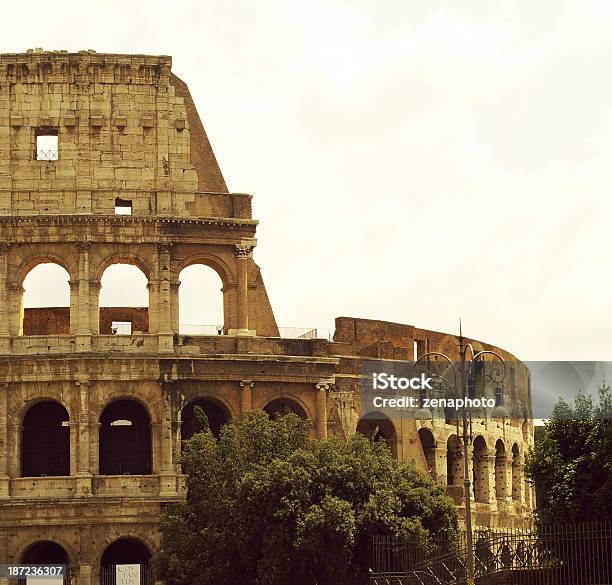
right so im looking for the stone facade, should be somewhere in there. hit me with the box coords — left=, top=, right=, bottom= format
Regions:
left=0, top=50, right=534, bottom=584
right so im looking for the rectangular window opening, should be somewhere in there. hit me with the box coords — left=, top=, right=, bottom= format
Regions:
left=111, top=321, right=132, bottom=335
left=115, top=198, right=133, bottom=215
left=35, top=129, right=59, bottom=161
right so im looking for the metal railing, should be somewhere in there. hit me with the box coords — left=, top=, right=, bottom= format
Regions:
left=371, top=521, right=612, bottom=585
left=100, top=564, right=154, bottom=585
left=178, top=324, right=318, bottom=339
left=35, top=149, right=58, bottom=161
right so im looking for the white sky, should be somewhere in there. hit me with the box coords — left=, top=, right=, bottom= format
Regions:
left=7, top=0, right=612, bottom=360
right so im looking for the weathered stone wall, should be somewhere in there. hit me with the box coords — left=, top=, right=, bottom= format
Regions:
left=0, top=50, right=534, bottom=585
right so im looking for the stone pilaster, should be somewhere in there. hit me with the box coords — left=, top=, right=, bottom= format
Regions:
left=228, top=240, right=256, bottom=336
left=159, top=381, right=177, bottom=496
left=315, top=380, right=333, bottom=439
left=0, top=244, right=11, bottom=353
left=8, top=281, right=24, bottom=337
left=88, top=280, right=101, bottom=334
left=432, top=446, right=447, bottom=484
left=240, top=380, right=254, bottom=416
left=75, top=381, right=92, bottom=496
left=156, top=243, right=174, bottom=352
left=75, top=242, right=92, bottom=351
left=0, top=384, right=9, bottom=498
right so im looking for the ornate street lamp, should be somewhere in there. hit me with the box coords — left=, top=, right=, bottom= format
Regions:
left=412, top=322, right=506, bottom=585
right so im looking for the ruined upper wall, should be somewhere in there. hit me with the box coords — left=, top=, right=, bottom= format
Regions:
left=0, top=50, right=229, bottom=216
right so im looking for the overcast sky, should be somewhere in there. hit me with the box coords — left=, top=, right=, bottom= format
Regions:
left=6, top=0, right=612, bottom=360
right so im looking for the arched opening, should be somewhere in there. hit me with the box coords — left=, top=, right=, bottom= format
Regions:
left=21, top=263, right=71, bottom=335
left=417, top=427, right=436, bottom=476
left=512, top=443, right=521, bottom=502
left=264, top=398, right=308, bottom=419
left=178, top=264, right=225, bottom=335
left=99, top=264, right=148, bottom=334
left=181, top=398, right=230, bottom=441
left=99, top=400, right=151, bottom=475
left=356, top=412, right=397, bottom=458
left=446, top=435, right=463, bottom=487
left=21, top=401, right=70, bottom=477
left=22, top=540, right=69, bottom=564
left=472, top=435, right=489, bottom=503
left=495, top=439, right=507, bottom=500
left=100, top=538, right=151, bottom=585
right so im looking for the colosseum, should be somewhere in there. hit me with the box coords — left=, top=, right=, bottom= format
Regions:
left=0, top=49, right=534, bottom=585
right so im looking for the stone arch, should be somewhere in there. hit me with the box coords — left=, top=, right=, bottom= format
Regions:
left=100, top=537, right=152, bottom=566
left=263, top=397, right=309, bottom=419
left=15, top=253, right=76, bottom=285
left=19, top=539, right=73, bottom=565
left=98, top=261, right=149, bottom=334
left=511, top=443, right=521, bottom=502
left=95, top=533, right=157, bottom=569
left=181, top=396, right=232, bottom=440
left=18, top=260, right=72, bottom=336
left=99, top=399, right=152, bottom=475
left=495, top=439, right=507, bottom=500
left=178, top=264, right=225, bottom=334
left=98, top=537, right=153, bottom=584
left=94, top=393, right=157, bottom=424
left=179, top=253, right=235, bottom=287
left=21, top=400, right=70, bottom=477
left=418, top=427, right=436, bottom=475
left=93, top=253, right=153, bottom=282
left=472, top=435, right=489, bottom=503
left=356, top=411, right=397, bottom=458
left=446, top=434, right=463, bottom=487
left=17, top=395, right=74, bottom=426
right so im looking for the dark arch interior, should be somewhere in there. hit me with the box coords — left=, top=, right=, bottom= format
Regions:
left=472, top=436, right=488, bottom=502
left=22, top=401, right=70, bottom=477
left=22, top=541, right=69, bottom=564
left=418, top=428, right=436, bottom=474
left=356, top=413, right=397, bottom=456
left=181, top=398, right=230, bottom=440
left=418, top=428, right=435, bottom=449
left=99, top=400, right=151, bottom=475
left=100, top=538, right=151, bottom=567
left=264, top=398, right=307, bottom=419
left=495, top=439, right=505, bottom=455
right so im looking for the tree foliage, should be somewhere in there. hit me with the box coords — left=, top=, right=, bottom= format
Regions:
left=525, top=384, right=612, bottom=525
left=154, top=411, right=458, bottom=585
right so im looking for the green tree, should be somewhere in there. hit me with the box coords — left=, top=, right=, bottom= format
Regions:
left=525, top=384, right=612, bottom=525
left=153, top=411, right=458, bottom=585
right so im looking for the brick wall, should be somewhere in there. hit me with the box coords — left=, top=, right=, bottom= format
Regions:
left=23, top=307, right=149, bottom=335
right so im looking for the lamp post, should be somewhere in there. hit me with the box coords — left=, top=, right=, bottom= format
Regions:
left=412, top=322, right=505, bottom=585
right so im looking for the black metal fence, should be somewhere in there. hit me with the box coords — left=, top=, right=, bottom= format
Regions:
left=371, top=521, right=612, bottom=585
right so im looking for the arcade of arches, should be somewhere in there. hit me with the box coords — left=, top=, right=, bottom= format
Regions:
left=0, top=49, right=534, bottom=585
left=15, top=396, right=530, bottom=510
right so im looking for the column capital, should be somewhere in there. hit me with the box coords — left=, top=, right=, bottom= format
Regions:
left=157, top=242, right=174, bottom=254
left=316, top=379, right=335, bottom=391
left=240, top=379, right=255, bottom=389
left=7, top=281, right=24, bottom=294
left=235, top=238, right=257, bottom=258
left=76, top=241, right=91, bottom=252
left=0, top=243, right=11, bottom=254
